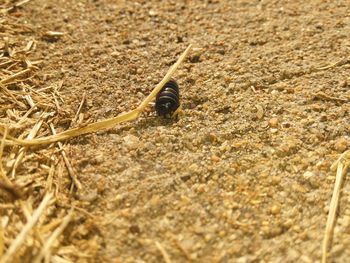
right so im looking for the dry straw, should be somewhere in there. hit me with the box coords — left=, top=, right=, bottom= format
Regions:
left=1, top=6, right=192, bottom=259
left=0, top=193, right=53, bottom=263
left=32, top=209, right=73, bottom=263
left=0, top=33, right=192, bottom=261
left=155, top=241, right=173, bottom=263
left=322, top=150, right=350, bottom=263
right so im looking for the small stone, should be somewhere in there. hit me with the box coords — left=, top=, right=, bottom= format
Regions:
left=180, top=195, right=191, bottom=205
left=219, top=141, right=231, bottom=152
left=149, top=195, right=161, bottom=206
left=287, top=248, right=300, bottom=260
left=326, top=175, right=335, bottom=182
left=331, top=244, right=345, bottom=257
left=98, top=68, right=106, bottom=73
left=211, top=174, right=219, bottom=181
left=292, top=183, right=307, bottom=193
left=292, top=225, right=301, bottom=233
left=261, top=225, right=283, bottom=238
left=255, top=105, right=264, bottom=119
left=149, top=10, right=157, bottom=16
left=339, top=215, right=350, bottom=228
left=194, top=183, right=207, bottom=193
left=271, top=90, right=279, bottom=95
left=271, top=176, right=281, bottom=185
left=144, top=142, right=154, bottom=151
left=269, top=118, right=279, bottom=128
left=283, top=219, right=293, bottom=229
left=228, top=82, right=235, bottom=90
left=237, top=256, right=251, bottom=263
left=188, top=163, right=200, bottom=174
left=180, top=175, right=191, bottom=182
left=91, top=153, right=104, bottom=164
left=300, top=255, right=313, bottom=263
left=334, top=137, right=348, bottom=152
left=211, top=155, right=221, bottom=162
left=218, top=230, right=226, bottom=237
left=123, top=134, right=140, bottom=150
left=204, top=234, right=212, bottom=242
left=189, top=53, right=201, bottom=63
left=298, top=230, right=309, bottom=241
left=271, top=205, right=281, bottom=215
left=111, top=51, right=120, bottom=58
left=276, top=139, right=299, bottom=157
left=303, top=171, right=315, bottom=180
left=281, top=122, right=291, bottom=128
left=129, top=224, right=141, bottom=234
left=205, top=132, right=217, bottom=143
left=324, top=205, right=329, bottom=214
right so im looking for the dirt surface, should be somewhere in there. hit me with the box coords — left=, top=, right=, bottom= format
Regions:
left=1, top=0, right=350, bottom=262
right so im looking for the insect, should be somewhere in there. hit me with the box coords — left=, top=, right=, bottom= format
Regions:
left=155, top=79, right=181, bottom=118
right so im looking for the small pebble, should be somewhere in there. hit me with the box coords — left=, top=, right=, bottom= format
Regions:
left=204, top=234, right=212, bottom=242
left=271, top=90, right=279, bottom=95
left=129, top=224, right=141, bottom=234
left=283, top=219, right=293, bottom=229
left=271, top=176, right=281, bottom=185
left=331, top=244, right=345, bottom=257
left=123, top=134, right=140, bottom=150
left=228, top=82, right=235, bottom=90
left=255, top=105, right=264, bottom=119
left=271, top=205, right=281, bottom=215
left=303, top=171, right=315, bottom=180
left=211, top=155, right=221, bottom=162
left=188, top=163, right=200, bottom=174
left=205, top=132, right=218, bottom=143
left=334, top=137, right=348, bottom=152
left=269, top=118, right=279, bottom=128
left=292, top=183, right=307, bottom=193
left=149, top=10, right=157, bottom=16
left=287, top=248, right=300, bottom=260
left=111, top=51, right=119, bottom=57
left=298, top=230, right=309, bottom=241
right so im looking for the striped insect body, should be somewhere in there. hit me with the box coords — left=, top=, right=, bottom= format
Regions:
left=155, top=79, right=180, bottom=118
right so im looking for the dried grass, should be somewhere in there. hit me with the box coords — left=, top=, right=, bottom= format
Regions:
left=155, top=241, right=173, bottom=263
left=1, top=193, right=53, bottom=263
left=0, top=2, right=101, bottom=261
left=322, top=150, right=350, bottom=263
left=33, top=209, right=73, bottom=263
left=0, top=2, right=192, bottom=261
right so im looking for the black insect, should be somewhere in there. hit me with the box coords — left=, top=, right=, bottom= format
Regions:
left=155, top=79, right=180, bottom=118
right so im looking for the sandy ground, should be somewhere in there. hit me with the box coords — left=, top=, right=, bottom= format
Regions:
left=1, top=0, right=350, bottom=262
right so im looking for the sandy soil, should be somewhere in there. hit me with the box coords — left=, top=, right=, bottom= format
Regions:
left=1, top=0, right=350, bottom=262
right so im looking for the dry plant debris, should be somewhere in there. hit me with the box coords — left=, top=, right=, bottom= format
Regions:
left=0, top=1, right=191, bottom=259
left=1, top=0, right=350, bottom=262
left=0, top=1, right=101, bottom=261
left=1, top=193, right=53, bottom=263
left=322, top=150, right=350, bottom=263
